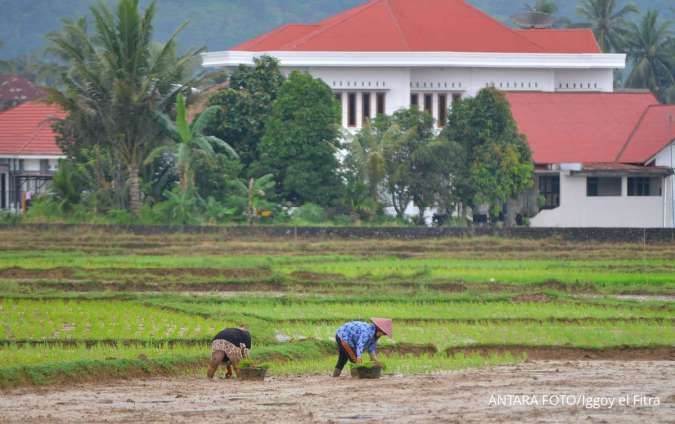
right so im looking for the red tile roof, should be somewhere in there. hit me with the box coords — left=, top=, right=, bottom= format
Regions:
left=0, top=75, right=46, bottom=111
left=617, top=105, right=675, bottom=164
left=507, top=92, right=659, bottom=165
left=0, top=101, right=65, bottom=156
left=233, top=0, right=601, bottom=53
left=515, top=29, right=601, bottom=53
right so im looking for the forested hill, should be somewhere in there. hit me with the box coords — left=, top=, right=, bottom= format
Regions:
left=1, top=0, right=673, bottom=59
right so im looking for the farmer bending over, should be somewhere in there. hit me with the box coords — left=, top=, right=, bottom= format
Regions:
left=333, top=318, right=392, bottom=377
left=207, top=326, right=252, bottom=379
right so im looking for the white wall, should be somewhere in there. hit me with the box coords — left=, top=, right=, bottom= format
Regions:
left=308, top=67, right=411, bottom=115
left=654, top=141, right=675, bottom=228
left=554, top=69, right=614, bottom=92
left=531, top=172, right=673, bottom=228
left=282, top=65, right=614, bottom=130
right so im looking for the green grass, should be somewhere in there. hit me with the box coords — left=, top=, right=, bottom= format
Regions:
left=1, top=253, right=673, bottom=291
left=271, top=352, right=524, bottom=375
left=0, top=299, right=226, bottom=340
left=278, top=321, right=675, bottom=349
left=156, top=300, right=673, bottom=321
left=280, top=258, right=675, bottom=289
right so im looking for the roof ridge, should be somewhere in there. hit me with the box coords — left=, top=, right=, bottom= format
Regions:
left=615, top=106, right=652, bottom=163
left=384, top=0, right=409, bottom=50
left=455, top=0, right=547, bottom=53
left=237, top=23, right=317, bottom=50
left=284, top=0, right=382, bottom=50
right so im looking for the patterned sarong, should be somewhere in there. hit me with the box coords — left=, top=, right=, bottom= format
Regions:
left=212, top=339, right=249, bottom=366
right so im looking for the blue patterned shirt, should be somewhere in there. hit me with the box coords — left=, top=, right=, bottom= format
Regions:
left=336, top=321, right=378, bottom=359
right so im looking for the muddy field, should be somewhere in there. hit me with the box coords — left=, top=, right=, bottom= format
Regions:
left=1, top=361, right=673, bottom=424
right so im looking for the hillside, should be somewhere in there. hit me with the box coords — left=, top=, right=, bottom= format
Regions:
left=0, top=0, right=673, bottom=59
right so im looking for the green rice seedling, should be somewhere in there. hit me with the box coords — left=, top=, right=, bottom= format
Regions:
left=0, top=299, right=226, bottom=341
left=270, top=352, right=523, bottom=375
left=276, top=321, right=675, bottom=350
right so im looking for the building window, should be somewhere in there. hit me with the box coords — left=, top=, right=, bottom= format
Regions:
left=411, top=93, right=419, bottom=108
left=628, top=177, right=661, bottom=196
left=348, top=93, right=357, bottom=127
left=587, top=177, right=622, bottom=197
left=438, top=94, right=447, bottom=127
left=539, top=175, right=560, bottom=209
left=40, top=160, right=49, bottom=173
left=1, top=173, right=5, bottom=209
left=376, top=93, right=386, bottom=116
left=424, top=94, right=433, bottom=114
left=362, top=92, right=371, bottom=122
left=335, top=92, right=342, bottom=104
left=452, top=93, right=462, bottom=105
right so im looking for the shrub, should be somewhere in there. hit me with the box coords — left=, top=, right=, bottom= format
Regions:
left=291, top=203, right=327, bottom=224
left=0, top=210, right=20, bottom=224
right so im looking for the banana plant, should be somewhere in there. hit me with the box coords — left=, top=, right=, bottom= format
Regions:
left=227, top=174, right=276, bottom=225
left=147, top=93, right=238, bottom=192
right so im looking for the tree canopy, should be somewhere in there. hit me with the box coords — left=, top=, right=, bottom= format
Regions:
left=259, top=71, right=342, bottom=206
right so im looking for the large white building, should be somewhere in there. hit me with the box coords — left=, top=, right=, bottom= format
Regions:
left=204, top=0, right=675, bottom=228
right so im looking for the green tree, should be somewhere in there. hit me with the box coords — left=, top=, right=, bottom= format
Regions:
left=227, top=174, right=276, bottom=225
left=208, top=56, right=284, bottom=172
left=344, top=120, right=399, bottom=218
left=577, top=0, right=639, bottom=52
left=441, top=88, right=534, bottom=221
left=625, top=11, right=674, bottom=102
left=148, top=93, right=237, bottom=192
left=378, top=109, right=436, bottom=221
left=48, top=0, right=202, bottom=215
left=515, top=0, right=570, bottom=28
left=259, top=71, right=342, bottom=206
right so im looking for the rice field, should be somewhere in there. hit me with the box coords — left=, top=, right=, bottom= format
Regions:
left=0, top=227, right=673, bottom=388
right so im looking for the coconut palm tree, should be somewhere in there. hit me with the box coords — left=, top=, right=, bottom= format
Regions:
left=577, top=0, right=639, bottom=52
left=47, top=0, right=203, bottom=215
left=625, top=11, right=674, bottom=102
left=147, top=93, right=237, bottom=191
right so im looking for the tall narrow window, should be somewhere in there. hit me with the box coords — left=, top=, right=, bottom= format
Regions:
left=362, top=92, right=371, bottom=122
left=348, top=93, right=357, bottom=127
left=1, top=173, right=6, bottom=209
left=538, top=175, right=560, bottom=209
left=376, top=93, right=386, bottom=116
left=410, top=93, right=419, bottom=108
left=438, top=94, right=447, bottom=127
left=424, top=94, right=433, bottom=114
left=452, top=93, right=462, bottom=105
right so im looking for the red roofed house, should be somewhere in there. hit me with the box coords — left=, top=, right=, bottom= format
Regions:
left=0, top=102, right=65, bottom=211
left=508, top=93, right=674, bottom=228
left=0, top=75, right=46, bottom=112
left=204, top=0, right=673, bottom=227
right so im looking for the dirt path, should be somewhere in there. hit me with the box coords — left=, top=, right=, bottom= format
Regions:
left=1, top=361, right=673, bottom=423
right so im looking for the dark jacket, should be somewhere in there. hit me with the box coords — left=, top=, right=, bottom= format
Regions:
left=213, top=328, right=252, bottom=349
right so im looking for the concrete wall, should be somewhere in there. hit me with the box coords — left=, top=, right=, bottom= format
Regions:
left=2, top=224, right=673, bottom=243
left=531, top=172, right=673, bottom=228
left=554, top=69, right=614, bottom=92
left=654, top=141, right=675, bottom=228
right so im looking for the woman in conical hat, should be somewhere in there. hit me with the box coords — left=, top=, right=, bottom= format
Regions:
left=332, top=317, right=393, bottom=377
